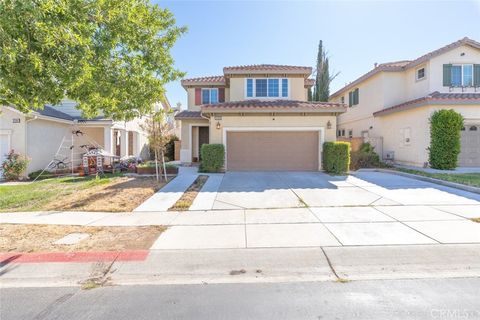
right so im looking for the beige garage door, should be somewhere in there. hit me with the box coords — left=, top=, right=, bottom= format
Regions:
left=226, top=131, right=319, bottom=171
left=459, top=125, right=480, bottom=167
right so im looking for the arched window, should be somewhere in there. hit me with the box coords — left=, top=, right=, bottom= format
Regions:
left=469, top=126, right=478, bottom=131
left=461, top=126, right=466, bottom=131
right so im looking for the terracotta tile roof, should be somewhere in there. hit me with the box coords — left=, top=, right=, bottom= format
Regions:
left=373, top=91, right=480, bottom=117
left=223, top=64, right=312, bottom=74
left=330, top=37, right=480, bottom=98
left=201, top=99, right=346, bottom=113
left=174, top=110, right=203, bottom=120
left=304, top=78, right=315, bottom=86
left=181, top=76, right=226, bottom=86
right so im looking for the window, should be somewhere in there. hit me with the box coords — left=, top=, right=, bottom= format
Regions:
left=201, top=88, right=218, bottom=104
left=337, top=130, right=341, bottom=137
left=268, top=79, right=279, bottom=97
left=246, top=78, right=288, bottom=98
left=348, top=130, right=353, bottom=138
left=341, top=129, right=345, bottom=137
left=446, top=64, right=475, bottom=87
left=282, top=79, right=288, bottom=97
left=246, top=79, right=253, bottom=97
left=255, top=79, right=268, bottom=97
left=349, top=88, right=359, bottom=106
left=416, top=67, right=425, bottom=80
left=470, top=125, right=478, bottom=131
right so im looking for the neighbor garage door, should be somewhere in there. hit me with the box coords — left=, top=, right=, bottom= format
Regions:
left=226, top=131, right=319, bottom=171
left=459, top=124, right=480, bottom=166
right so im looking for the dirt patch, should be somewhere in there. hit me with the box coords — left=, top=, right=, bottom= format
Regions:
left=169, top=175, right=209, bottom=211
left=42, top=176, right=167, bottom=212
left=0, top=224, right=165, bottom=252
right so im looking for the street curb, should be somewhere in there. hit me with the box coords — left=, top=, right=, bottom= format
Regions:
left=356, top=168, right=480, bottom=195
left=0, top=250, right=149, bottom=264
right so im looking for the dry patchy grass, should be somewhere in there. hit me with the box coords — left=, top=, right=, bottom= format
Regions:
left=0, top=175, right=168, bottom=212
left=0, top=224, right=165, bottom=252
left=169, top=175, right=209, bottom=211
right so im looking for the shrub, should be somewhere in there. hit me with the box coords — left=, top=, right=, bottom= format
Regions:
left=350, top=142, right=381, bottom=170
left=428, top=109, right=464, bottom=170
left=165, top=135, right=179, bottom=161
left=28, top=170, right=55, bottom=180
left=199, top=144, right=225, bottom=173
left=1, top=150, right=28, bottom=180
left=322, top=141, right=350, bottom=175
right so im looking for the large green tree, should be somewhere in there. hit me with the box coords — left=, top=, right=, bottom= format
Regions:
left=312, top=40, right=338, bottom=102
left=0, top=0, right=186, bottom=120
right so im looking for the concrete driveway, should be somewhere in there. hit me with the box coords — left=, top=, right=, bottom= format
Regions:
left=191, top=171, right=480, bottom=210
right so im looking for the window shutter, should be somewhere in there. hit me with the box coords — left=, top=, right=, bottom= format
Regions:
left=354, top=88, right=359, bottom=105
left=348, top=91, right=353, bottom=107
left=218, top=88, right=225, bottom=102
left=474, top=64, right=480, bottom=87
left=443, top=64, right=452, bottom=87
left=195, top=88, right=201, bottom=105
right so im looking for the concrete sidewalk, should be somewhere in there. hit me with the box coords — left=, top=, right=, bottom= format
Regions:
left=2, top=205, right=480, bottom=249
left=2, top=244, right=480, bottom=288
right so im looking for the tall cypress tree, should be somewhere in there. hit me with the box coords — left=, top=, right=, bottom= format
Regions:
left=313, top=40, right=338, bottom=102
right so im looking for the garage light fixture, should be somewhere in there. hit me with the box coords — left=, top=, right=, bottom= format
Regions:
left=327, top=121, right=332, bottom=129
left=216, top=121, right=221, bottom=130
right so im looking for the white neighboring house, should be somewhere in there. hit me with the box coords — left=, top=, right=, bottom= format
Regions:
left=329, top=37, right=480, bottom=167
left=0, top=98, right=171, bottom=177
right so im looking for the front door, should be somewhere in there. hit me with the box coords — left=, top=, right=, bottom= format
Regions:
left=198, top=127, right=209, bottom=160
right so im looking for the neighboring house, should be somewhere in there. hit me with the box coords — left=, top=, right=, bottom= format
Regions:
left=175, top=64, right=346, bottom=171
left=0, top=97, right=171, bottom=176
left=330, top=37, right=480, bottom=167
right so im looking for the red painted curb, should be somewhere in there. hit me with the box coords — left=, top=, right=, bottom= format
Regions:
left=0, top=250, right=149, bottom=264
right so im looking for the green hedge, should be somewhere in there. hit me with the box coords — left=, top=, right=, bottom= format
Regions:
left=323, top=141, right=350, bottom=175
left=199, top=144, right=225, bottom=173
left=428, top=109, right=464, bottom=170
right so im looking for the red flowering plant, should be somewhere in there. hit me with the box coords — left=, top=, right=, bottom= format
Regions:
left=1, top=150, right=29, bottom=181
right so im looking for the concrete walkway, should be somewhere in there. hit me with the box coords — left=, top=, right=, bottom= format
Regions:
left=3, top=205, right=480, bottom=249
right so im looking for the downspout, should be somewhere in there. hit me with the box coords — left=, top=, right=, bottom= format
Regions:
left=25, top=115, right=38, bottom=175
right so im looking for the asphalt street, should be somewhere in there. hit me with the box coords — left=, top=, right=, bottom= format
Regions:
left=2, top=278, right=480, bottom=320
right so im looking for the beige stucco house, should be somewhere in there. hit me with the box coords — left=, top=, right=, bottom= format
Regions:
left=330, top=37, right=480, bottom=167
left=0, top=98, right=170, bottom=176
left=176, top=64, right=346, bottom=171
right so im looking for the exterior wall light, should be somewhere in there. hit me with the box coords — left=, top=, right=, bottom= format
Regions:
left=327, top=120, right=332, bottom=129
left=216, top=121, right=221, bottom=130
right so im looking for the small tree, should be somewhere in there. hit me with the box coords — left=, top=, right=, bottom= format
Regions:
left=428, top=109, right=464, bottom=170
left=141, top=110, right=171, bottom=181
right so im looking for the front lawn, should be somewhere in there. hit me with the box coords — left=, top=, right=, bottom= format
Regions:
left=0, top=174, right=167, bottom=212
left=395, top=168, right=480, bottom=188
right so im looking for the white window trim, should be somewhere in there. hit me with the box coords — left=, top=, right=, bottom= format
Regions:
left=451, top=64, right=474, bottom=87
left=201, top=88, right=219, bottom=104
left=223, top=126, right=325, bottom=171
left=244, top=78, right=290, bottom=99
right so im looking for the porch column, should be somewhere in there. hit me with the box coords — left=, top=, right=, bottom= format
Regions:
left=119, top=129, right=129, bottom=157
left=103, top=126, right=114, bottom=154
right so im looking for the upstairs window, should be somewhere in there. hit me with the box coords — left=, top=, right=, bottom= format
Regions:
left=201, top=88, right=218, bottom=104
left=416, top=67, right=425, bottom=80
left=282, top=79, right=288, bottom=97
left=348, top=88, right=359, bottom=107
left=246, top=78, right=288, bottom=98
left=444, top=64, right=478, bottom=87
left=246, top=79, right=253, bottom=97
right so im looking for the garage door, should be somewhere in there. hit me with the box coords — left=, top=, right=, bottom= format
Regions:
left=459, top=125, right=480, bottom=167
left=226, top=131, right=319, bottom=171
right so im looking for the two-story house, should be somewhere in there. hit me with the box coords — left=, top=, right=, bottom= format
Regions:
left=330, top=37, right=480, bottom=168
left=175, top=64, right=346, bottom=171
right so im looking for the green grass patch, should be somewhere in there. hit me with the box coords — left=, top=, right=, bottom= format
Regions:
left=395, top=168, right=480, bottom=188
left=0, top=173, right=123, bottom=212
